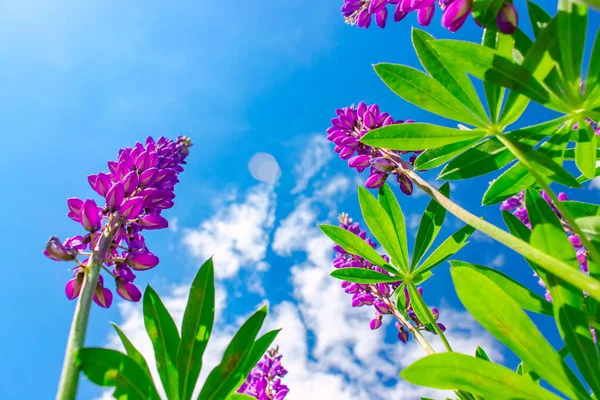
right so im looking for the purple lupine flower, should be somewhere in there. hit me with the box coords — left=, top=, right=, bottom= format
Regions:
left=238, top=346, right=289, bottom=399
left=501, top=190, right=591, bottom=305
left=441, top=0, right=472, bottom=32
left=496, top=2, right=518, bottom=34
left=342, top=0, right=390, bottom=28
left=327, top=102, right=417, bottom=193
left=333, top=213, right=445, bottom=341
left=44, top=136, right=192, bottom=307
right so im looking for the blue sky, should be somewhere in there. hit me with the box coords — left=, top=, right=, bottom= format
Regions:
left=1, top=0, right=599, bottom=398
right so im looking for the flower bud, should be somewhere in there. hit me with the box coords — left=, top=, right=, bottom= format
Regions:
left=81, top=199, right=102, bottom=232
left=374, top=300, right=391, bottom=314
left=138, top=214, right=169, bottom=230
left=441, top=0, right=472, bottom=32
left=116, top=278, right=142, bottom=302
left=417, top=4, right=435, bottom=26
left=377, top=283, right=391, bottom=297
left=365, top=172, right=387, bottom=189
left=106, top=182, right=125, bottom=212
left=120, top=196, right=145, bottom=219
left=397, top=326, right=409, bottom=343
left=569, top=235, right=583, bottom=249
left=430, top=307, right=440, bottom=320
left=67, top=197, right=84, bottom=222
left=496, top=2, right=518, bottom=34
left=397, top=174, right=413, bottom=195
left=121, top=170, right=140, bottom=197
left=370, top=157, right=396, bottom=172
left=348, top=155, right=371, bottom=169
left=65, top=270, right=85, bottom=300
left=370, top=316, right=383, bottom=330
left=44, top=236, right=77, bottom=261
left=94, top=286, right=113, bottom=308
left=126, top=251, right=159, bottom=271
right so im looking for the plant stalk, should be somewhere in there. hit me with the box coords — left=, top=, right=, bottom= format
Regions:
left=382, top=150, right=600, bottom=302
left=56, top=223, right=117, bottom=400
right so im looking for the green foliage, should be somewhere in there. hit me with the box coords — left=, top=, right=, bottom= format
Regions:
left=78, top=259, right=279, bottom=400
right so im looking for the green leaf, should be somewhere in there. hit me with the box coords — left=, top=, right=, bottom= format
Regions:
left=481, top=27, right=504, bottom=122
left=407, top=282, right=436, bottom=330
left=378, top=184, right=409, bottom=269
left=557, top=0, right=587, bottom=94
left=414, top=137, right=481, bottom=171
left=451, top=266, right=588, bottom=399
left=412, top=271, right=433, bottom=285
left=448, top=260, right=553, bottom=316
left=110, top=323, right=153, bottom=379
left=576, top=216, right=600, bottom=241
left=584, top=28, right=600, bottom=102
left=330, top=267, right=403, bottom=284
left=411, top=183, right=450, bottom=269
left=526, top=189, right=600, bottom=397
left=361, top=123, right=484, bottom=152
left=439, top=118, right=563, bottom=180
left=177, top=258, right=215, bottom=400
left=500, top=18, right=560, bottom=127
left=374, top=63, right=486, bottom=127
left=414, top=224, right=475, bottom=276
left=502, top=210, right=532, bottom=242
left=199, top=305, right=267, bottom=400
left=575, top=124, right=598, bottom=178
left=227, top=395, right=256, bottom=400
left=401, top=353, right=562, bottom=400
left=411, top=28, right=488, bottom=122
left=475, top=346, right=491, bottom=361
left=430, top=39, right=551, bottom=106
left=359, top=186, right=406, bottom=272
left=527, top=1, right=551, bottom=37
left=565, top=147, right=600, bottom=160
left=143, top=285, right=180, bottom=400
left=482, top=132, right=575, bottom=205
left=77, top=348, right=160, bottom=400
left=319, top=224, right=393, bottom=273
left=561, top=201, right=600, bottom=218
left=472, top=0, right=504, bottom=25
left=242, top=330, right=281, bottom=375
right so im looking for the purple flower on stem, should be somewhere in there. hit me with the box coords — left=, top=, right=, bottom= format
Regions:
left=496, top=2, right=518, bottom=34
left=333, top=213, right=445, bottom=342
left=44, top=136, right=192, bottom=308
left=327, top=102, right=418, bottom=194
left=238, top=346, right=289, bottom=399
left=441, top=0, right=472, bottom=32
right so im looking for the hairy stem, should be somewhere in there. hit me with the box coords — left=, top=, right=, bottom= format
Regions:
left=56, top=222, right=118, bottom=400
left=382, top=150, right=600, bottom=302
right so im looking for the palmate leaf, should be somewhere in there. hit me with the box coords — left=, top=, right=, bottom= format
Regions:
left=401, top=353, right=562, bottom=400
left=198, top=306, right=268, bottom=400
left=330, top=267, right=404, bottom=284
left=361, top=123, right=485, bottom=152
left=358, top=186, right=406, bottom=272
left=439, top=118, right=564, bottom=181
left=77, top=348, right=161, bottom=400
left=414, top=137, right=481, bottom=171
left=374, top=63, right=486, bottom=127
left=143, top=286, right=180, bottom=400
left=526, top=189, right=600, bottom=396
left=451, top=265, right=588, bottom=399
left=411, top=28, right=488, bottom=122
left=411, top=182, right=450, bottom=270
left=177, top=258, right=215, bottom=400
left=448, top=260, right=553, bottom=316
left=378, top=184, right=409, bottom=269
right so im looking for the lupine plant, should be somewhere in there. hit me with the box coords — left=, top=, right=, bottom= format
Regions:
left=47, top=137, right=285, bottom=400
left=321, top=0, right=600, bottom=398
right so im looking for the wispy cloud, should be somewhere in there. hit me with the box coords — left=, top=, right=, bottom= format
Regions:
left=291, top=135, right=333, bottom=194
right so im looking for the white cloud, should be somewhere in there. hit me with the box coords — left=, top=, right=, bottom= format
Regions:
left=590, top=177, right=600, bottom=190
left=182, top=184, right=276, bottom=279
left=488, top=253, right=506, bottom=268
left=291, top=135, right=333, bottom=194
left=472, top=230, right=493, bottom=243
left=169, top=217, right=179, bottom=233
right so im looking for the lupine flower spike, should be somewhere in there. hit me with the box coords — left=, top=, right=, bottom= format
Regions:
left=44, top=136, right=192, bottom=308
left=238, top=346, right=289, bottom=399
left=327, top=102, right=417, bottom=194
left=334, top=213, right=445, bottom=341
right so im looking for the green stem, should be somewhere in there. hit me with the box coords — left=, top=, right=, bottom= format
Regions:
left=56, top=225, right=116, bottom=400
left=494, top=132, right=600, bottom=274
left=407, top=281, right=453, bottom=352
left=383, top=152, right=600, bottom=302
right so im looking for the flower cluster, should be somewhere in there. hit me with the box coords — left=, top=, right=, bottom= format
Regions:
left=333, top=213, right=445, bottom=342
left=341, top=0, right=518, bottom=33
left=500, top=190, right=589, bottom=301
left=44, top=136, right=192, bottom=308
left=327, top=102, right=416, bottom=194
left=238, top=346, right=289, bottom=400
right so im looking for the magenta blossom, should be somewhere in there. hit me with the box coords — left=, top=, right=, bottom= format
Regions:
left=44, top=136, right=192, bottom=308
left=238, top=346, right=289, bottom=399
